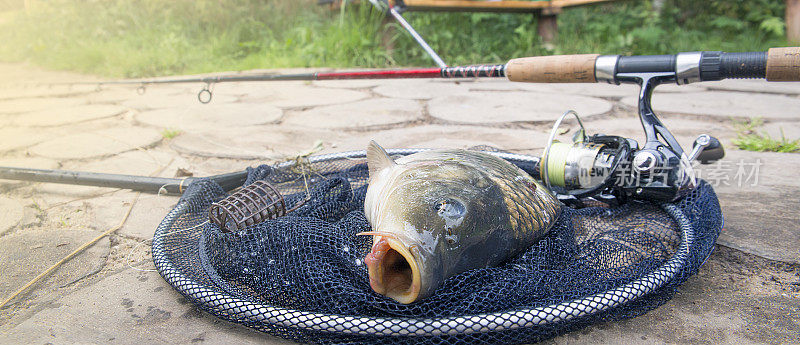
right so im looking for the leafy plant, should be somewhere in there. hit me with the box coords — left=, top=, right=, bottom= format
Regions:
left=732, top=118, right=800, bottom=153
left=161, top=128, right=182, bottom=140
left=759, top=16, right=786, bottom=37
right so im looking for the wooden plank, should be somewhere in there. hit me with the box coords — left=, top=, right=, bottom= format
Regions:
left=396, top=0, right=551, bottom=10
left=392, top=0, right=611, bottom=12
left=551, top=0, right=613, bottom=6
left=788, top=0, right=800, bottom=43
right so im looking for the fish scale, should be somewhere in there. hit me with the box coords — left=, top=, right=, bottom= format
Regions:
left=495, top=173, right=547, bottom=238
left=401, top=148, right=561, bottom=241
left=409, top=149, right=555, bottom=238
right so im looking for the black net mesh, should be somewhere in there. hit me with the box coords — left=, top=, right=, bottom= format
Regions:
left=152, top=151, right=722, bottom=345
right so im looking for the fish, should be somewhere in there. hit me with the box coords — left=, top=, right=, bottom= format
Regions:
left=361, top=141, right=562, bottom=304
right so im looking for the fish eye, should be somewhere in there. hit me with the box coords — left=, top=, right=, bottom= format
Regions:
left=435, top=198, right=465, bottom=247
left=434, top=198, right=466, bottom=218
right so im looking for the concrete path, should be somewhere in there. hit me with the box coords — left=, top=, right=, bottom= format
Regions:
left=0, top=62, right=798, bottom=344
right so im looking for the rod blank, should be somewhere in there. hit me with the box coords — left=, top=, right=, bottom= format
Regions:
left=0, top=166, right=247, bottom=194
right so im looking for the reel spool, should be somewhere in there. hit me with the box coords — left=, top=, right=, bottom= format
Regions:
left=541, top=110, right=632, bottom=202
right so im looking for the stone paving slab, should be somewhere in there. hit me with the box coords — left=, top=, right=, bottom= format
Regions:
left=0, top=156, right=59, bottom=171
left=650, top=83, right=710, bottom=93
left=515, top=82, right=707, bottom=98
left=209, top=80, right=309, bottom=97
left=8, top=104, right=129, bottom=127
left=313, top=79, right=385, bottom=89
left=457, top=79, right=525, bottom=91
left=170, top=125, right=346, bottom=160
left=118, top=194, right=178, bottom=239
left=28, top=126, right=162, bottom=160
left=135, top=102, right=283, bottom=132
left=238, top=84, right=369, bottom=108
left=695, top=150, right=800, bottom=264
left=87, top=87, right=145, bottom=104
left=761, top=121, right=800, bottom=140
left=137, top=84, right=205, bottom=97
left=0, top=269, right=284, bottom=345
left=284, top=98, right=423, bottom=129
left=715, top=188, right=800, bottom=264
left=514, top=82, right=641, bottom=97
left=580, top=115, right=738, bottom=149
left=621, top=91, right=800, bottom=120
left=553, top=246, right=799, bottom=344
left=429, top=91, right=613, bottom=124
left=70, top=189, right=177, bottom=238
left=0, top=196, right=24, bottom=235
left=0, top=84, right=95, bottom=101
left=372, top=79, right=469, bottom=100
left=0, top=97, right=85, bottom=115
left=72, top=191, right=138, bottom=232
left=701, top=79, right=800, bottom=95
left=174, top=156, right=260, bottom=177
left=0, top=127, right=59, bottom=153
left=121, top=92, right=240, bottom=111
left=332, top=124, right=550, bottom=153
left=94, top=193, right=178, bottom=239
left=0, top=225, right=109, bottom=310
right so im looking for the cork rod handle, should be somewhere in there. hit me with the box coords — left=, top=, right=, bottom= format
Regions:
left=506, top=54, right=600, bottom=83
left=766, top=47, right=800, bottom=81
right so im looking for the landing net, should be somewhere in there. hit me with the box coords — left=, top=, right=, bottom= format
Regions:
left=152, top=149, right=722, bottom=344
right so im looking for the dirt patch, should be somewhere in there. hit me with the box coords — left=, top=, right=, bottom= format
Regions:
left=701, top=245, right=800, bottom=300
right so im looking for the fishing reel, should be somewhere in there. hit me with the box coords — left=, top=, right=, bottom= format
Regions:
left=541, top=72, right=725, bottom=205
left=541, top=112, right=724, bottom=205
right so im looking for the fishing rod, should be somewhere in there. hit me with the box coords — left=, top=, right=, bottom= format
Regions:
left=4, top=47, right=799, bottom=198
left=107, top=46, right=781, bottom=84
left=63, top=47, right=798, bottom=103
left=71, top=65, right=504, bottom=84
left=66, top=65, right=506, bottom=103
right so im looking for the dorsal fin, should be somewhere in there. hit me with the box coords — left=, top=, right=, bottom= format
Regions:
left=367, top=140, right=396, bottom=181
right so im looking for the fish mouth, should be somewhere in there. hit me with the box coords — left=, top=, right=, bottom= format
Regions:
left=363, top=236, right=421, bottom=304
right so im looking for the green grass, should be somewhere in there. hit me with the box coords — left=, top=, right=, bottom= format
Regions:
left=732, top=118, right=800, bottom=153
left=160, top=128, right=182, bottom=140
left=0, top=0, right=390, bottom=77
left=0, top=0, right=789, bottom=77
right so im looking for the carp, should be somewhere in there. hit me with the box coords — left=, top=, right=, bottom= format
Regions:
left=361, top=141, right=562, bottom=304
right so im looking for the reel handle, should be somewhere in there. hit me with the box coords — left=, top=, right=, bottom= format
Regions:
left=691, top=135, right=725, bottom=164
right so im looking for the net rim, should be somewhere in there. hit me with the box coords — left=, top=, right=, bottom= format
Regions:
left=152, top=149, right=694, bottom=337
